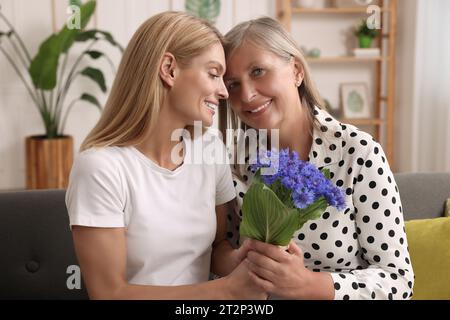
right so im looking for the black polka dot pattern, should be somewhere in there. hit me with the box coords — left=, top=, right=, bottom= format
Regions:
left=227, top=106, right=414, bottom=300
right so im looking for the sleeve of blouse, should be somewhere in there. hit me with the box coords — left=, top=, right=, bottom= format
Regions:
left=329, top=141, right=415, bottom=300
left=214, top=140, right=237, bottom=206
left=225, top=169, right=244, bottom=249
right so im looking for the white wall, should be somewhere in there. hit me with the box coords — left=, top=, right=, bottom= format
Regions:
left=395, top=0, right=450, bottom=173
left=395, top=0, right=419, bottom=172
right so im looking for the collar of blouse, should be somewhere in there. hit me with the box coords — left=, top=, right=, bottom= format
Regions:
left=307, top=106, right=344, bottom=170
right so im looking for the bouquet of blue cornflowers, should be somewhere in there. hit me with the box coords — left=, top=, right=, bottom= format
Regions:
left=240, top=148, right=346, bottom=246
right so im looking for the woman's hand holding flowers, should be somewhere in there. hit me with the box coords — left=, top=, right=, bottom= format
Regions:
left=243, top=239, right=335, bottom=300
left=244, top=239, right=313, bottom=299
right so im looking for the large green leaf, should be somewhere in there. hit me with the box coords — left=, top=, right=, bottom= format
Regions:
left=80, top=93, right=102, bottom=111
left=29, top=0, right=96, bottom=90
left=240, top=182, right=301, bottom=246
left=75, top=29, right=123, bottom=52
left=28, top=34, right=62, bottom=89
left=80, top=67, right=106, bottom=92
left=0, top=30, right=13, bottom=38
left=75, top=30, right=98, bottom=42
left=185, top=0, right=221, bottom=23
left=85, top=50, right=102, bottom=59
left=60, top=0, right=96, bottom=53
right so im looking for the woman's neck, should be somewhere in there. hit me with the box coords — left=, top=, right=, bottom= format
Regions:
left=278, top=104, right=313, bottom=162
left=135, top=104, right=187, bottom=170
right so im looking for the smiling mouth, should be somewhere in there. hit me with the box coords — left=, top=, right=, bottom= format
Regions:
left=205, top=101, right=217, bottom=115
left=247, top=100, right=272, bottom=114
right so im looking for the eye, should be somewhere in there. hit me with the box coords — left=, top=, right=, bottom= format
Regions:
left=209, top=73, right=220, bottom=79
left=226, top=81, right=239, bottom=91
left=251, top=67, right=264, bottom=77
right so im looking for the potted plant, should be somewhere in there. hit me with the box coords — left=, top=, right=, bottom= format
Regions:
left=185, top=0, right=221, bottom=24
left=0, top=0, right=122, bottom=189
left=354, top=19, right=379, bottom=48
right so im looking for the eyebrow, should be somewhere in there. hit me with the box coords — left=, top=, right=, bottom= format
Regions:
left=206, top=61, right=225, bottom=74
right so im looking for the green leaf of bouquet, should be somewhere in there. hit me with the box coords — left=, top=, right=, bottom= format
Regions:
left=240, top=182, right=301, bottom=246
left=253, top=168, right=262, bottom=183
left=296, top=197, right=328, bottom=230
left=80, top=67, right=106, bottom=92
left=321, top=168, right=331, bottom=179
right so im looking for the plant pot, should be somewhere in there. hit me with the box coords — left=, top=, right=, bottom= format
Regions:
left=25, top=135, right=74, bottom=189
left=358, top=35, right=373, bottom=48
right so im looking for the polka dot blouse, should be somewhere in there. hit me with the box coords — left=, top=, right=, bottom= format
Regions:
left=227, top=106, right=414, bottom=300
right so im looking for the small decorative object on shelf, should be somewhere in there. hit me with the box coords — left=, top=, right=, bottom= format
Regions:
left=353, top=47, right=380, bottom=58
left=308, top=47, right=321, bottom=58
left=333, top=0, right=374, bottom=8
left=354, top=19, right=379, bottom=48
left=301, top=46, right=322, bottom=58
left=294, top=0, right=327, bottom=8
left=341, top=82, right=371, bottom=119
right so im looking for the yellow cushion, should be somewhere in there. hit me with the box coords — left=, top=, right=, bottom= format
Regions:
left=405, top=217, right=450, bottom=300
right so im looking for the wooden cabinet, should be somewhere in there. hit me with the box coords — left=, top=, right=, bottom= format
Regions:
left=276, top=0, right=398, bottom=168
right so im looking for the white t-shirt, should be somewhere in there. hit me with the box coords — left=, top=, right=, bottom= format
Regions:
left=65, top=130, right=236, bottom=286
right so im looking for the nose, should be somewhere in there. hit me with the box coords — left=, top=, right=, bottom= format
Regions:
left=240, top=81, right=256, bottom=104
left=217, top=77, right=229, bottom=100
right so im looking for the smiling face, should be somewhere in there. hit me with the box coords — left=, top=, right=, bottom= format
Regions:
left=168, top=42, right=228, bottom=127
left=225, top=41, right=303, bottom=130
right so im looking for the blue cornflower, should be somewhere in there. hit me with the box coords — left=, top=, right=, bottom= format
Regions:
left=251, top=148, right=346, bottom=212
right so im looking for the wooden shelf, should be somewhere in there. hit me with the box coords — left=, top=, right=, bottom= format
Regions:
left=306, top=56, right=387, bottom=63
left=292, top=7, right=390, bottom=14
left=277, top=0, right=398, bottom=168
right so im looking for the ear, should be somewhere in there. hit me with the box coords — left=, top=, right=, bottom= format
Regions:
left=291, top=57, right=305, bottom=87
left=159, top=52, right=178, bottom=88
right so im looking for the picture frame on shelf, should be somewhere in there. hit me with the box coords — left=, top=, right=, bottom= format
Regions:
left=340, top=82, right=371, bottom=119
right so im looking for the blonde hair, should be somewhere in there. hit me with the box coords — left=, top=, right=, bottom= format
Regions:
left=80, top=11, right=223, bottom=151
left=219, top=17, right=324, bottom=139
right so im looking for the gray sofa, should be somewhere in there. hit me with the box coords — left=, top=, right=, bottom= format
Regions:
left=0, top=172, right=449, bottom=299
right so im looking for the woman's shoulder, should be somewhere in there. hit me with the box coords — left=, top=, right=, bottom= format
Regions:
left=73, top=146, right=126, bottom=174
left=314, top=106, right=380, bottom=155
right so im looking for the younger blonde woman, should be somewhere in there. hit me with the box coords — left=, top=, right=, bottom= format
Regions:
left=65, top=12, right=265, bottom=300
